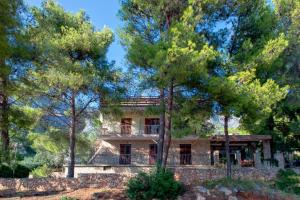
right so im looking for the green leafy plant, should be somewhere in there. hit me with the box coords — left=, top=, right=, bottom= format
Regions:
left=12, top=164, right=31, bottom=178
left=31, top=165, right=52, bottom=178
left=275, top=169, right=300, bottom=195
left=0, top=164, right=13, bottom=178
left=0, top=163, right=30, bottom=178
left=126, top=167, right=184, bottom=200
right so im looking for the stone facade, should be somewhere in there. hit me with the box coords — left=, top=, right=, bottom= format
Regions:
left=89, top=139, right=211, bottom=166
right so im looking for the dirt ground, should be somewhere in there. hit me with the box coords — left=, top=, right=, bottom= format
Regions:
left=1, top=188, right=127, bottom=200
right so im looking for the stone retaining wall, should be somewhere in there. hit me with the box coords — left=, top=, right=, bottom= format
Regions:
left=0, top=174, right=130, bottom=196
left=0, top=167, right=279, bottom=196
left=172, top=167, right=278, bottom=185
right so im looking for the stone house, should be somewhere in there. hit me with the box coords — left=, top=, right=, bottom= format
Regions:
left=70, top=97, right=273, bottom=177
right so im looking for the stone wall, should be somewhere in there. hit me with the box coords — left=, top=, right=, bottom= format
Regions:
left=172, top=167, right=279, bottom=185
left=0, top=174, right=130, bottom=196
left=0, top=167, right=279, bottom=196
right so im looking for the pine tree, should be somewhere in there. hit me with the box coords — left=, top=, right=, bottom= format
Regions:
left=119, top=0, right=217, bottom=167
left=0, top=0, right=35, bottom=163
left=29, top=0, right=119, bottom=177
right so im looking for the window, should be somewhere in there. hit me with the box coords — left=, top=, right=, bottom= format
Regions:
left=180, top=144, right=192, bottom=165
left=119, top=144, right=131, bottom=165
left=149, top=144, right=157, bottom=165
left=121, top=118, right=132, bottom=134
left=145, top=118, right=160, bottom=134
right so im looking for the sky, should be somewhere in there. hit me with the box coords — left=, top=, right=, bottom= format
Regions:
left=24, top=0, right=126, bottom=69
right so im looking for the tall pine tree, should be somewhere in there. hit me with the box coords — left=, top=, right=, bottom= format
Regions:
left=30, top=0, right=120, bottom=177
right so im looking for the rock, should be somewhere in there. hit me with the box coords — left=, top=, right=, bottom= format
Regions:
left=218, top=187, right=232, bottom=196
left=196, top=193, right=206, bottom=200
left=194, top=186, right=210, bottom=196
left=232, top=188, right=238, bottom=193
left=228, top=195, right=238, bottom=200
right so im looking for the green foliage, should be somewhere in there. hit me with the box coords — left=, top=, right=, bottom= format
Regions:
left=12, top=164, right=31, bottom=178
left=126, top=167, right=184, bottom=200
left=28, top=0, right=123, bottom=177
left=0, top=163, right=30, bottom=178
left=0, top=0, right=38, bottom=162
left=0, top=164, right=13, bottom=178
left=26, top=129, right=92, bottom=168
left=275, top=169, right=300, bottom=195
left=31, top=165, right=52, bottom=178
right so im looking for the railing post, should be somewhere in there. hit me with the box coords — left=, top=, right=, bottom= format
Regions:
left=236, top=150, right=241, bottom=168
left=213, top=150, right=219, bottom=166
left=275, top=151, right=285, bottom=169
left=254, top=150, right=262, bottom=168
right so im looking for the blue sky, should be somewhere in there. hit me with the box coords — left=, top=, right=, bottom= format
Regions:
left=25, top=0, right=126, bottom=69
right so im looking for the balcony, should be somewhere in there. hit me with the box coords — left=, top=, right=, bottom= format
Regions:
left=119, top=154, right=131, bottom=165
left=144, top=125, right=160, bottom=135
left=121, top=125, right=131, bottom=134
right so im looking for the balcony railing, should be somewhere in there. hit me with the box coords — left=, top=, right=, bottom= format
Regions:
left=121, top=125, right=131, bottom=134
left=149, top=154, right=157, bottom=165
left=119, top=154, right=131, bottom=164
left=144, top=125, right=160, bottom=135
left=180, top=154, right=192, bottom=165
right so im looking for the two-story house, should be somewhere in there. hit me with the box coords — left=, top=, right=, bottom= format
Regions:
left=70, top=97, right=272, bottom=176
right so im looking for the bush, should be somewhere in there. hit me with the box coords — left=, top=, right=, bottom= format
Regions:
left=13, top=164, right=31, bottom=178
left=0, top=164, right=30, bottom=178
left=126, top=167, right=184, bottom=200
left=0, top=164, right=13, bottom=178
left=31, top=165, right=52, bottom=177
left=275, top=169, right=300, bottom=195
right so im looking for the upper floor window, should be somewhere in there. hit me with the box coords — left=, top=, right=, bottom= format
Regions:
left=180, top=144, right=192, bottom=165
left=119, top=144, right=131, bottom=165
left=149, top=144, right=157, bottom=165
left=145, top=118, right=160, bottom=135
left=121, top=118, right=132, bottom=134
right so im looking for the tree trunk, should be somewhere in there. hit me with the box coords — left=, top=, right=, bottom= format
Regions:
left=157, top=88, right=165, bottom=166
left=0, top=74, right=10, bottom=163
left=224, top=115, right=231, bottom=178
left=162, top=80, right=174, bottom=168
left=67, top=91, right=76, bottom=178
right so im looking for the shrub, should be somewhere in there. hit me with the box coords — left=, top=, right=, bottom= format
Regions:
left=0, top=164, right=13, bottom=178
left=275, top=169, right=300, bottom=195
left=31, top=165, right=52, bottom=177
left=13, top=164, right=31, bottom=178
left=126, top=167, right=184, bottom=200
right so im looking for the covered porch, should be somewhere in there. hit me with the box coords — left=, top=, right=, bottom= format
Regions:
left=210, top=135, right=272, bottom=167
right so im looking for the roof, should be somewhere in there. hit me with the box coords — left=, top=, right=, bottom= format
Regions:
left=102, top=96, right=160, bottom=107
left=210, top=135, right=272, bottom=142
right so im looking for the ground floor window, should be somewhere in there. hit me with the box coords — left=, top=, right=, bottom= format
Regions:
left=180, top=144, right=192, bottom=165
left=149, top=144, right=157, bottom=164
left=119, top=144, right=131, bottom=164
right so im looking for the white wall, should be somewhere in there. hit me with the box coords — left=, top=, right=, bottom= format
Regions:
left=100, top=111, right=159, bottom=135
